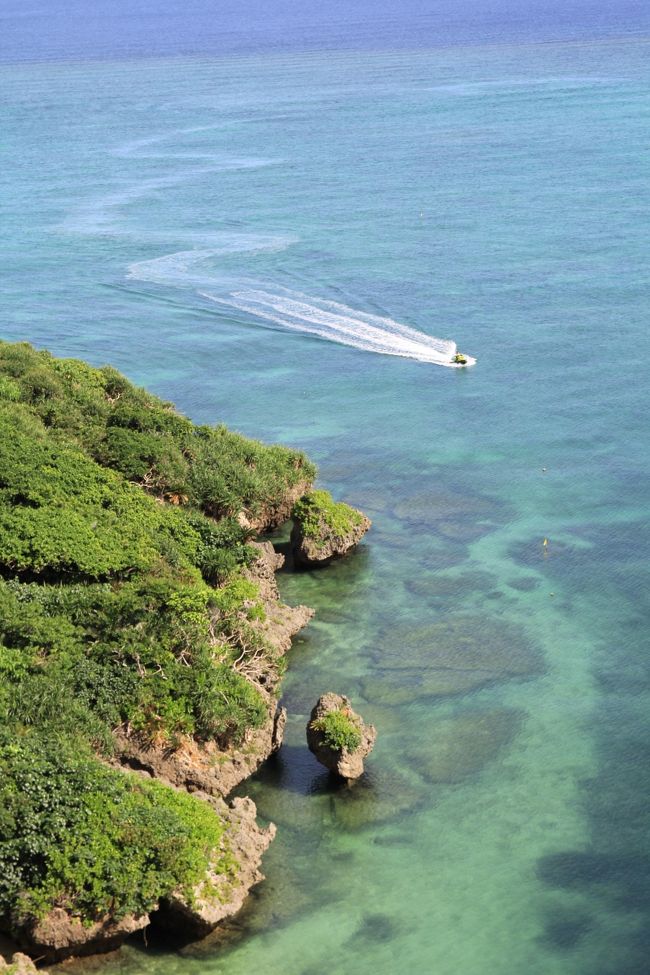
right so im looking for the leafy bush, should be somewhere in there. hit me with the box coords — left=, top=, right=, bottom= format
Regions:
left=0, top=341, right=312, bottom=750
left=311, top=709, right=362, bottom=751
left=0, top=734, right=230, bottom=924
left=0, top=403, right=188, bottom=580
left=0, top=571, right=268, bottom=749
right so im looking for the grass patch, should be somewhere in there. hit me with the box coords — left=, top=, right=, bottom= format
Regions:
left=311, top=709, right=362, bottom=752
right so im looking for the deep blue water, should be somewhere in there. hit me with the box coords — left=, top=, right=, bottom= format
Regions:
left=3, top=0, right=650, bottom=62
left=2, top=4, right=650, bottom=974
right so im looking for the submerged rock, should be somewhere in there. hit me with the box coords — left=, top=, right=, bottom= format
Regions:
left=307, top=694, right=376, bottom=780
left=329, top=763, right=425, bottom=830
left=291, top=490, right=371, bottom=568
left=361, top=614, right=543, bottom=704
left=406, top=569, right=498, bottom=602
left=393, top=489, right=502, bottom=542
left=405, top=708, right=524, bottom=784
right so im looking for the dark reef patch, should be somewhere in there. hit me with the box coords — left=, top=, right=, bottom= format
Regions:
left=540, top=910, right=593, bottom=951
left=362, top=614, right=543, bottom=704
left=507, top=576, right=541, bottom=592
left=405, top=707, right=524, bottom=784
left=348, top=912, right=400, bottom=945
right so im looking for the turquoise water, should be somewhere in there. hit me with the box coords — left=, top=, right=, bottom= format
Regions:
left=2, top=18, right=650, bottom=975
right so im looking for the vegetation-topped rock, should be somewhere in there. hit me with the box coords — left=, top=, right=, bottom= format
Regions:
left=113, top=542, right=313, bottom=798
left=0, top=734, right=230, bottom=960
left=291, top=490, right=370, bottom=567
left=307, top=694, right=376, bottom=780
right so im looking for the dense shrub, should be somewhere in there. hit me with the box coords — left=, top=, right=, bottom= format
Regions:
left=0, top=567, right=270, bottom=748
left=0, top=341, right=316, bottom=515
left=0, top=734, right=229, bottom=924
left=0, top=341, right=314, bottom=747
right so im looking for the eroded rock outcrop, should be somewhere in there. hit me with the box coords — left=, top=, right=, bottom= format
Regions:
left=10, top=910, right=148, bottom=963
left=161, top=796, right=275, bottom=937
left=307, top=694, right=376, bottom=780
left=0, top=952, right=49, bottom=974
left=291, top=491, right=370, bottom=567
left=237, top=479, right=313, bottom=534
left=8, top=793, right=275, bottom=962
left=6, top=541, right=313, bottom=963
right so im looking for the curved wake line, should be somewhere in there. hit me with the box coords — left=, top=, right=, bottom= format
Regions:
left=204, top=289, right=465, bottom=366
left=128, top=249, right=473, bottom=367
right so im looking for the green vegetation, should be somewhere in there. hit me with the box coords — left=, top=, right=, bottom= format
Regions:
left=292, top=489, right=363, bottom=549
left=311, top=709, right=362, bottom=752
left=0, top=340, right=316, bottom=930
left=0, top=733, right=231, bottom=924
left=0, top=341, right=314, bottom=521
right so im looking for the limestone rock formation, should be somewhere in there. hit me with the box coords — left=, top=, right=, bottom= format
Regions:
left=6, top=541, right=308, bottom=962
left=237, top=479, right=313, bottom=534
left=161, top=796, right=276, bottom=937
left=291, top=491, right=370, bottom=567
left=307, top=694, right=376, bottom=779
left=9, top=795, right=274, bottom=961
left=11, top=909, right=148, bottom=963
left=0, top=953, right=49, bottom=974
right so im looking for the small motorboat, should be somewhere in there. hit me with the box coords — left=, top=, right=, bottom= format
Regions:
left=451, top=350, right=478, bottom=367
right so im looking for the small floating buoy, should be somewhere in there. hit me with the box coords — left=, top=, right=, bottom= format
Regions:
left=542, top=467, right=547, bottom=472
left=543, top=538, right=549, bottom=548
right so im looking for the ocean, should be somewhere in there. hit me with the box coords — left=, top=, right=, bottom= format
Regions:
left=2, top=3, right=650, bottom=973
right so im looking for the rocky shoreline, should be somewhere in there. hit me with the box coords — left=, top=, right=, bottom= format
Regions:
left=0, top=342, right=375, bottom=968
left=2, top=501, right=371, bottom=966
left=6, top=544, right=314, bottom=964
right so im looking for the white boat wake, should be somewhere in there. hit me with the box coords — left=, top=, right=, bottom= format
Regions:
left=128, top=250, right=474, bottom=368
left=204, top=289, right=473, bottom=366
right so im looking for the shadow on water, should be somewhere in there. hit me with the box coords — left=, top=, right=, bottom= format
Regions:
left=234, top=743, right=426, bottom=833
left=539, top=908, right=593, bottom=951
left=525, top=518, right=650, bottom=975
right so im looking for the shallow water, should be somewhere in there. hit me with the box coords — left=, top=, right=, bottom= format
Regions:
left=2, top=7, right=650, bottom=974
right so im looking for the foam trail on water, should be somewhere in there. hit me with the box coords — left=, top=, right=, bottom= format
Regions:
left=127, top=241, right=298, bottom=284
left=205, top=289, right=466, bottom=366
left=128, top=250, right=472, bottom=367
